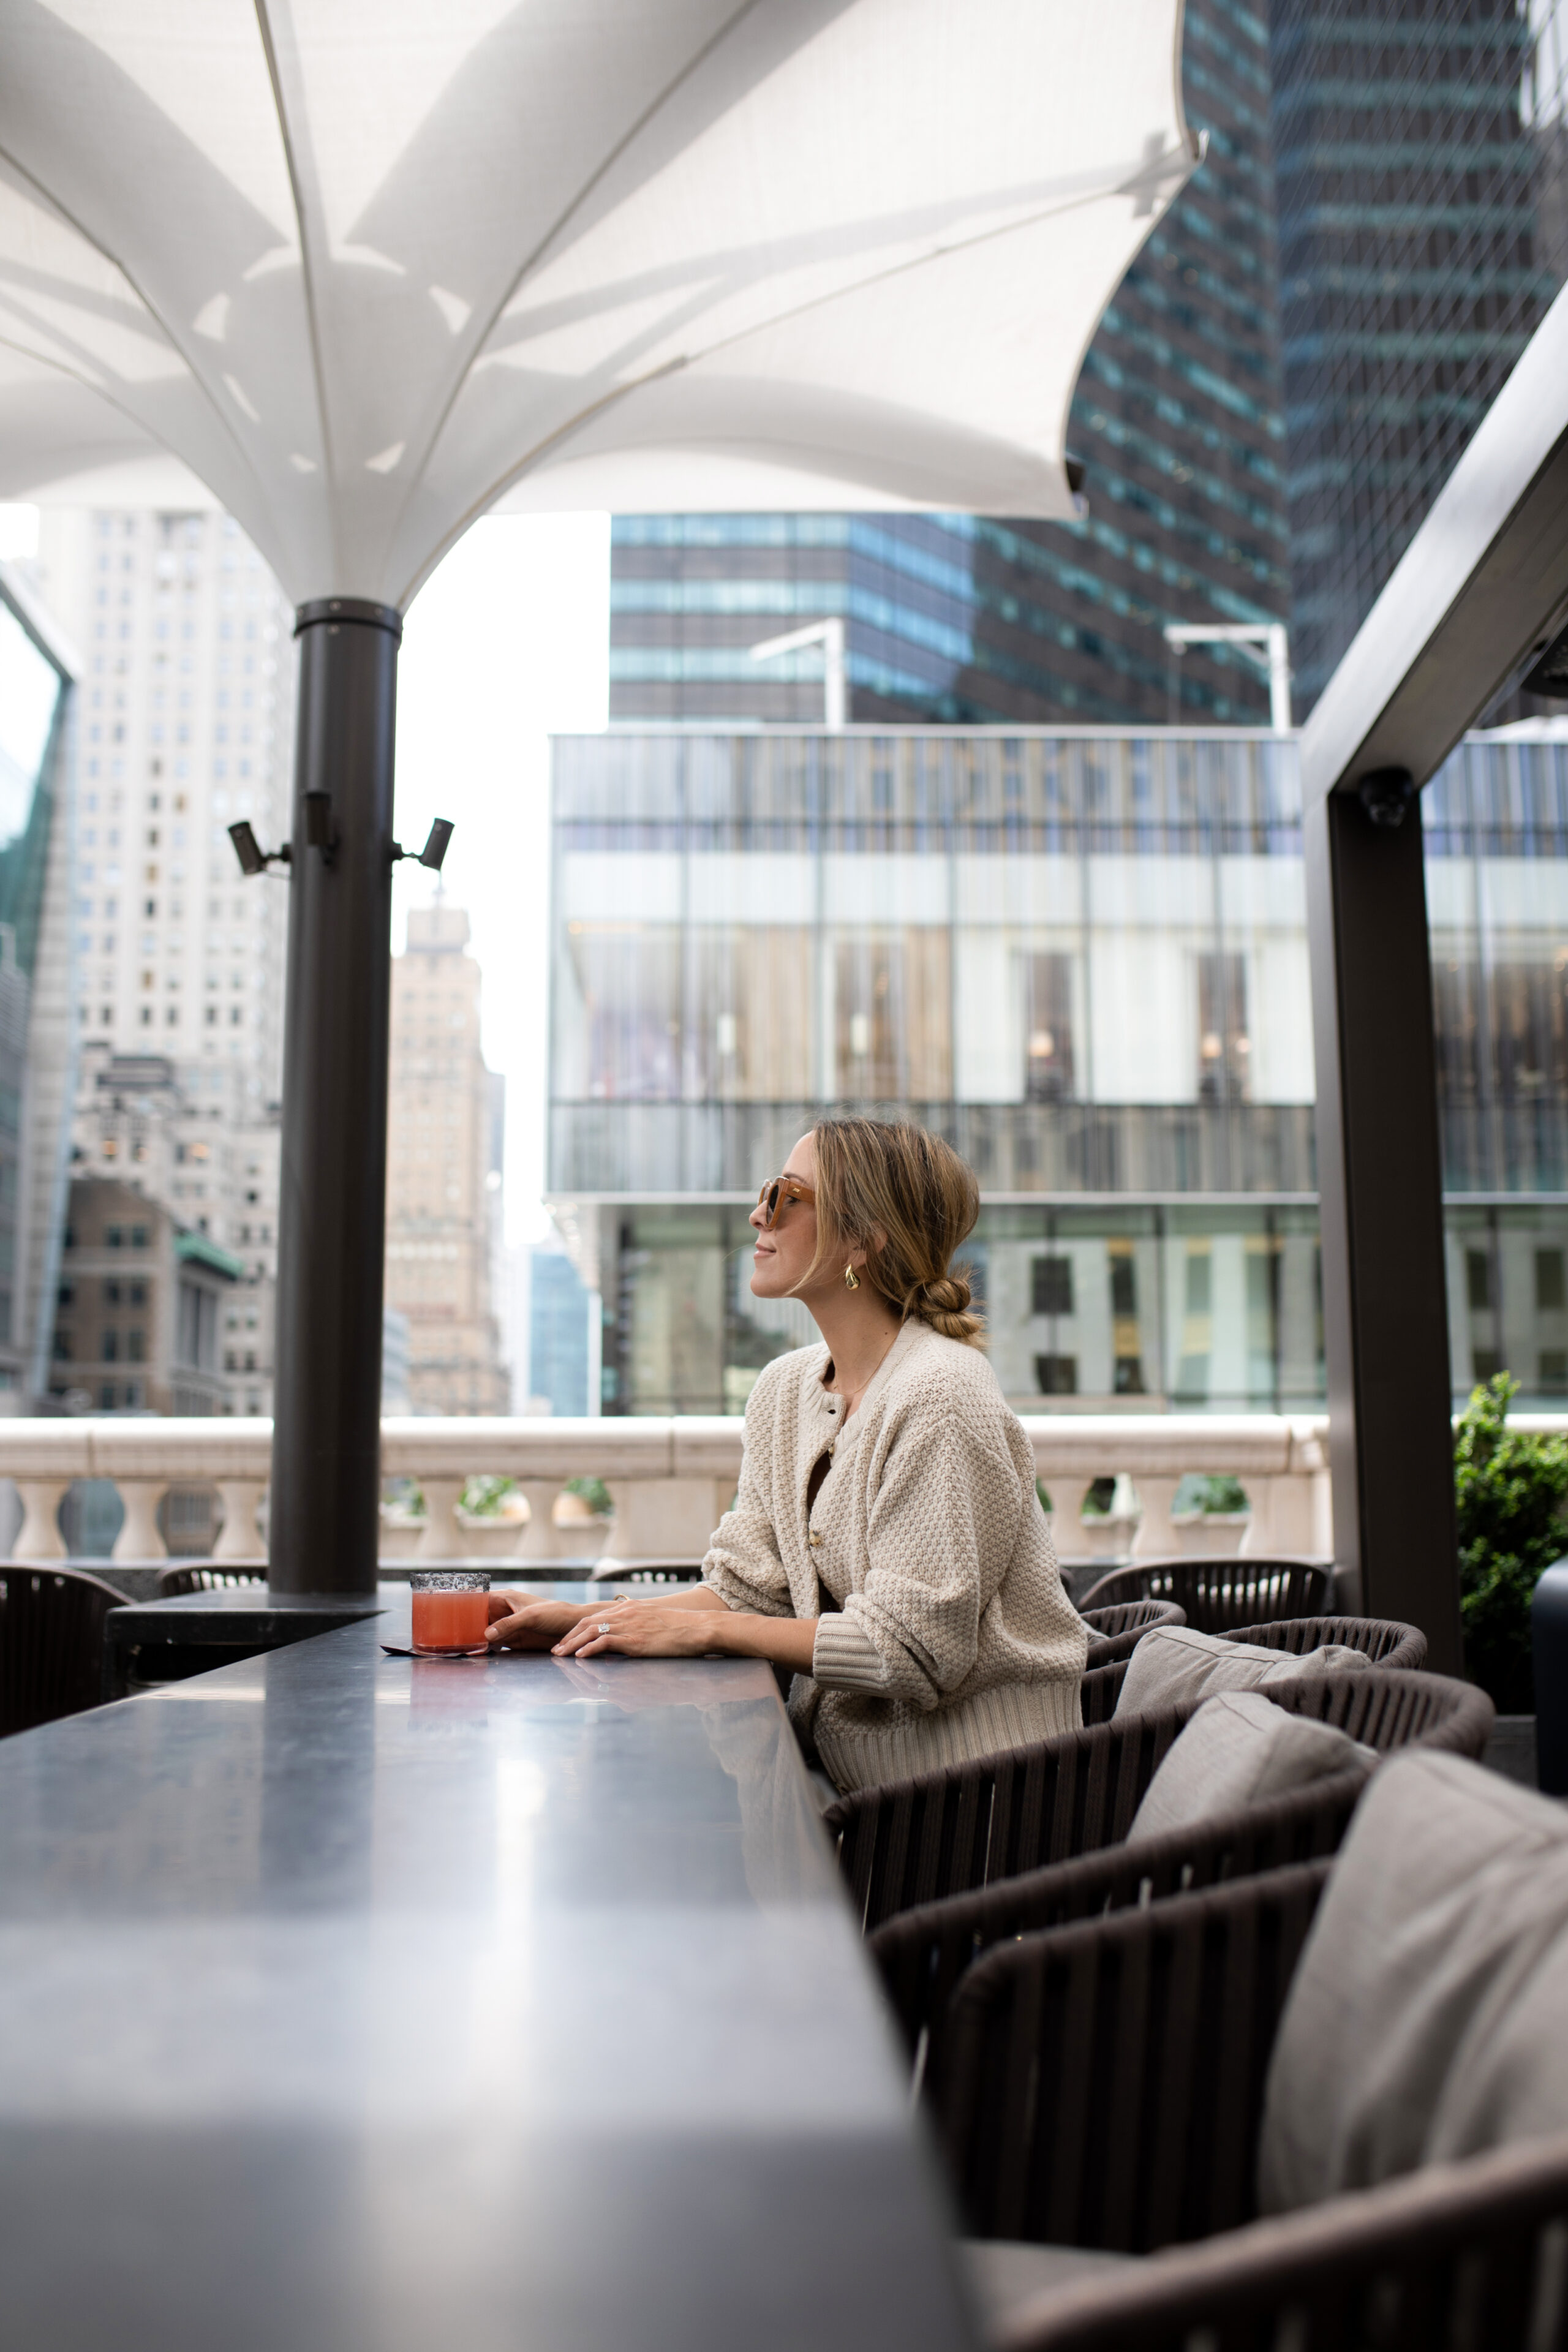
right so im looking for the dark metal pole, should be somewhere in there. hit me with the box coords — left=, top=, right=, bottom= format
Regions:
left=1305, top=775, right=1462, bottom=1671
left=269, top=598, right=402, bottom=1594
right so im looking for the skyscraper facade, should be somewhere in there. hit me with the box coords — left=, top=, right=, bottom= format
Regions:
left=385, top=905, right=508, bottom=1416
left=1272, top=0, right=1568, bottom=711
left=547, top=722, right=1568, bottom=1419
left=609, top=0, right=1289, bottom=733
left=31, top=505, right=295, bottom=1412
left=611, top=3, right=1568, bottom=734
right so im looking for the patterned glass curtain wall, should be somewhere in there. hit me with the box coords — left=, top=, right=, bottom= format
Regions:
left=550, top=729, right=1568, bottom=1415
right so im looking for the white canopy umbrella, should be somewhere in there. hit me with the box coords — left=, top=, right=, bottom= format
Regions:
left=0, top=0, right=1191, bottom=1589
left=0, top=0, right=1192, bottom=606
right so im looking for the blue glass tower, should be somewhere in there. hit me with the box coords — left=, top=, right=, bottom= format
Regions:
left=609, top=0, right=1291, bottom=731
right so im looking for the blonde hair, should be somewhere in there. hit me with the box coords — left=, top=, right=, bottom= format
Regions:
left=807, top=1117, right=984, bottom=1345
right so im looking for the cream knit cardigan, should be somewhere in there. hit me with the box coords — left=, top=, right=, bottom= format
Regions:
left=703, top=1319, right=1087, bottom=1793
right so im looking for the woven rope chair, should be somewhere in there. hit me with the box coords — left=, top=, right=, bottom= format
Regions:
left=1077, top=1557, right=1332, bottom=1634
left=156, top=1566, right=266, bottom=1595
left=1081, top=1598, right=1186, bottom=1670
left=940, top=1874, right=1568, bottom=2352
left=870, top=1668, right=1491, bottom=2094
left=826, top=1665, right=1490, bottom=1939
left=992, top=2135, right=1568, bottom=2352
left=1080, top=1611, right=1427, bottom=1724
left=0, top=1564, right=127, bottom=1736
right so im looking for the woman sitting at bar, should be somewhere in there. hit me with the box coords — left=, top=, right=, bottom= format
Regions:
left=486, top=1117, right=1086, bottom=1793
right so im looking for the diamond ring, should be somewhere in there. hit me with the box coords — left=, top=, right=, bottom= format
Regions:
left=596, top=1621, right=612, bottom=1634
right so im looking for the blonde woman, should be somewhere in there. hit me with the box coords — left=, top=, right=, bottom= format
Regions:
left=486, top=1118, right=1086, bottom=1793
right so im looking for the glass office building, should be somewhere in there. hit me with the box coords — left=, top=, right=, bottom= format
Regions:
left=608, top=0, right=1290, bottom=733
left=1272, top=0, right=1568, bottom=712
left=0, top=571, right=76, bottom=1393
left=548, top=726, right=1568, bottom=1419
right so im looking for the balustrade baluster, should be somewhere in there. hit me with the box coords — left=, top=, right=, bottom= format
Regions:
left=112, top=1480, right=168, bottom=1563
left=213, top=1479, right=268, bottom=1565
left=514, top=1480, right=565, bottom=1562
left=415, top=1476, right=469, bottom=1560
left=12, top=1480, right=69, bottom=1562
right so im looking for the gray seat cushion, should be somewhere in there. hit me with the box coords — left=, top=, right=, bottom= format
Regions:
left=1114, top=1623, right=1373, bottom=1718
left=1126, top=1688, right=1376, bottom=1842
left=1259, top=1747, right=1568, bottom=2215
left=960, top=2239, right=1137, bottom=2337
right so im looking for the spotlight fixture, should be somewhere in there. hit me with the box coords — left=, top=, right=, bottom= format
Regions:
left=390, top=818, right=454, bottom=872
left=228, top=821, right=290, bottom=877
left=417, top=818, right=453, bottom=873
left=1358, top=767, right=1417, bottom=829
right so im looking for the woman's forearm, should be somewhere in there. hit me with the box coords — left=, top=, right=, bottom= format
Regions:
left=707, top=1611, right=819, bottom=1673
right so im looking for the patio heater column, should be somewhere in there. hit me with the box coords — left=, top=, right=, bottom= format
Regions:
left=1304, top=772, right=1462, bottom=1672
left=268, top=598, right=401, bottom=1594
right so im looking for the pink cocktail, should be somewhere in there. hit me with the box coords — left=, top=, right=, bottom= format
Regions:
left=410, top=1570, right=491, bottom=1653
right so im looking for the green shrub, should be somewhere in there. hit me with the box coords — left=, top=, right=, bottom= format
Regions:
left=461, top=1475, right=515, bottom=1518
left=1172, top=1472, right=1250, bottom=1517
left=564, top=1476, right=612, bottom=1518
left=1455, top=1373, right=1568, bottom=1713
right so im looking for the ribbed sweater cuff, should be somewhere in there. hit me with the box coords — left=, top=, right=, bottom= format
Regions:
left=812, top=1611, right=889, bottom=1692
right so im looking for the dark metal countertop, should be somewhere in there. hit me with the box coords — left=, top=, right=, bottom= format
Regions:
left=0, top=1586, right=978, bottom=2352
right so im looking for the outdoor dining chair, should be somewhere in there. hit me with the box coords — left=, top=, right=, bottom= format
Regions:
left=825, top=1659, right=1484, bottom=1936
left=1080, top=1610, right=1426, bottom=1722
left=868, top=1668, right=1491, bottom=2092
left=1080, top=1597, right=1186, bottom=1670
left=157, top=1567, right=266, bottom=1595
left=1078, top=1557, right=1333, bottom=1633
left=941, top=1756, right=1568, bottom=2350
left=0, top=1564, right=127, bottom=1736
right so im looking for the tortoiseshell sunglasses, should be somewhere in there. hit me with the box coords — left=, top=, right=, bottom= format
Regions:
left=755, top=1175, right=816, bottom=1229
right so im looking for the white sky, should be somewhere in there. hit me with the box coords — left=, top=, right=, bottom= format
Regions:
left=372, top=512, right=609, bottom=1248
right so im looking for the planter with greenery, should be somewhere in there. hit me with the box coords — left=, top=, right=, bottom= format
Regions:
left=1455, top=1373, right=1568, bottom=1714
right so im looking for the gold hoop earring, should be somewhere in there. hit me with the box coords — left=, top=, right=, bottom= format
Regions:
left=843, top=1263, right=860, bottom=1292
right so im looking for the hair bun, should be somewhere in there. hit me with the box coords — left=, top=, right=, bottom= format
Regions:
left=922, top=1275, right=971, bottom=1315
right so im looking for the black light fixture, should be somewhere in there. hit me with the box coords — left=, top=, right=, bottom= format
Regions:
left=1359, top=767, right=1417, bottom=829
left=417, top=818, right=453, bottom=872
left=390, top=818, right=454, bottom=872
left=1521, top=617, right=1568, bottom=700
left=228, top=820, right=290, bottom=876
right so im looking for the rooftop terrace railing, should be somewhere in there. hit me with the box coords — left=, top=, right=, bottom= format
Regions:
left=6, top=1410, right=1558, bottom=1577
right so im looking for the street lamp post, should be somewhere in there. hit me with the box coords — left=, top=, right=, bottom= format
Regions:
left=1165, top=621, right=1292, bottom=731
left=750, top=618, right=847, bottom=728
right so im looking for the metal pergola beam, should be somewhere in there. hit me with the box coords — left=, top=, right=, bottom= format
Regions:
left=1299, top=281, right=1568, bottom=1672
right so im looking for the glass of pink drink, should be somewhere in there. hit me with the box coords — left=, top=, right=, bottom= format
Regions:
left=410, top=1570, right=491, bottom=1654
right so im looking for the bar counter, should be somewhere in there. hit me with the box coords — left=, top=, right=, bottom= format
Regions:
left=0, top=1588, right=977, bottom=2351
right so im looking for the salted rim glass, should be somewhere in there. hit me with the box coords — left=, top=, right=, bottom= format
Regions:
left=409, top=1567, right=491, bottom=1656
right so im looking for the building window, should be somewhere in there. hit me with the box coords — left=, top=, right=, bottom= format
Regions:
left=1034, top=1354, right=1078, bottom=1396
left=102, top=1330, right=118, bottom=1362
left=1537, top=1251, right=1566, bottom=1314
left=1197, top=952, right=1251, bottom=1104
left=1031, top=1256, right=1074, bottom=1317
left=1466, top=1250, right=1493, bottom=1313
left=1024, top=954, right=1075, bottom=1102
left=127, top=1329, right=145, bottom=1363
left=131, top=1226, right=148, bottom=1249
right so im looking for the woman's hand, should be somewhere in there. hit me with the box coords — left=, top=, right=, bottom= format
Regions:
left=484, top=1594, right=592, bottom=1650
left=552, top=1598, right=733, bottom=1660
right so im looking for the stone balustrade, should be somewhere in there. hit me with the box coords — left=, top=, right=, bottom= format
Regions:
left=4, top=1408, right=1558, bottom=1572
